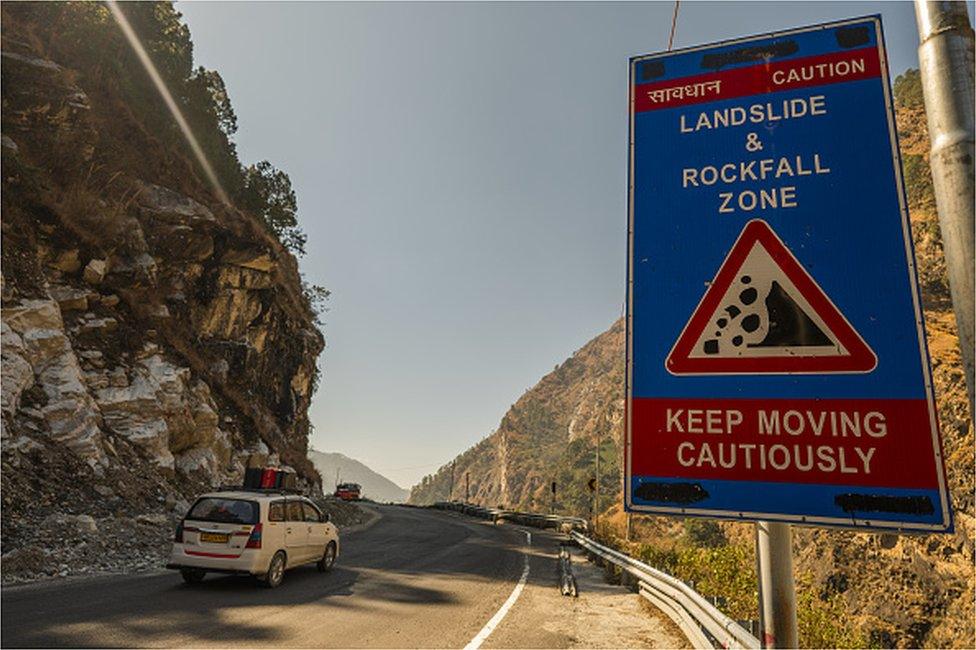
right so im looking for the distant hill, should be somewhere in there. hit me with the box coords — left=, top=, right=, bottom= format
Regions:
left=308, top=450, right=409, bottom=503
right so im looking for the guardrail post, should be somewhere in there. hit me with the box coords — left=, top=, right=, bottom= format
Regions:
left=756, top=522, right=798, bottom=648
left=620, top=567, right=635, bottom=591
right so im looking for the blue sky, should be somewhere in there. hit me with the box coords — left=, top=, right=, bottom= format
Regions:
left=177, top=1, right=950, bottom=489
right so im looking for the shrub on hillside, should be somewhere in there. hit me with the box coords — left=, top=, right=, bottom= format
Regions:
left=673, top=544, right=757, bottom=620
left=902, top=153, right=937, bottom=215
left=683, top=518, right=727, bottom=548
left=797, top=574, right=874, bottom=649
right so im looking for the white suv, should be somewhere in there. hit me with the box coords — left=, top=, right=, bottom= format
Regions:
left=166, top=490, right=340, bottom=588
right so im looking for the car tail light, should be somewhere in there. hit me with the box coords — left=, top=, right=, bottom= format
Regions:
left=174, top=521, right=184, bottom=543
left=246, top=523, right=263, bottom=549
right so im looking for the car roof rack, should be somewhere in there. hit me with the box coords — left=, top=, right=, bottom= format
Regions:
left=216, top=485, right=305, bottom=496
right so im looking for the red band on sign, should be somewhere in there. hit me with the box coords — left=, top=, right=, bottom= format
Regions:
left=630, top=397, right=938, bottom=489
left=634, top=47, right=881, bottom=113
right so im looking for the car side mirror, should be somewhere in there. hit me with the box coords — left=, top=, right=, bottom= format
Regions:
left=321, top=512, right=330, bottom=523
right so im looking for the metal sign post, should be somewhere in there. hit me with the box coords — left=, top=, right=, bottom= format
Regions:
left=625, top=15, right=953, bottom=533
left=756, top=521, right=798, bottom=648
left=914, top=0, right=975, bottom=417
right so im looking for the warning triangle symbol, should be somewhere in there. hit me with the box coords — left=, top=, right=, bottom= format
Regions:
left=666, top=219, right=876, bottom=375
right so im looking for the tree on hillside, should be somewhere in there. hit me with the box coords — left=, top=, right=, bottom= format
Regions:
left=129, top=1, right=195, bottom=86
left=894, top=68, right=925, bottom=109
left=183, top=66, right=243, bottom=192
left=240, top=161, right=307, bottom=256
left=187, top=68, right=237, bottom=137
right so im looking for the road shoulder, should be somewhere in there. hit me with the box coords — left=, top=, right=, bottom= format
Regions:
left=340, top=502, right=384, bottom=535
left=482, top=528, right=690, bottom=649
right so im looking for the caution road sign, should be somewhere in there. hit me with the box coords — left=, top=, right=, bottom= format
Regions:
left=625, top=17, right=952, bottom=532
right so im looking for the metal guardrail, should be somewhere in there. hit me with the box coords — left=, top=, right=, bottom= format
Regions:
left=570, top=531, right=760, bottom=650
left=430, top=501, right=588, bottom=531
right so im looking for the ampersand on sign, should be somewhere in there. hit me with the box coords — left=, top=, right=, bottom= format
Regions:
left=745, top=132, right=764, bottom=152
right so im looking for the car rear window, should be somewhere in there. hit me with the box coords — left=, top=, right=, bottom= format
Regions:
left=187, top=498, right=259, bottom=524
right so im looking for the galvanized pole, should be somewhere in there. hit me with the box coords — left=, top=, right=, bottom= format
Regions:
left=449, top=460, right=455, bottom=501
left=755, top=521, right=798, bottom=649
left=594, top=437, right=600, bottom=527
left=915, top=0, right=976, bottom=415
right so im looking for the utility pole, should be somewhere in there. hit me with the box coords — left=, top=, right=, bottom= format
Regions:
left=593, top=436, right=600, bottom=527
left=755, top=522, right=798, bottom=649
left=449, top=461, right=455, bottom=501
left=915, top=0, right=976, bottom=416
left=465, top=472, right=470, bottom=503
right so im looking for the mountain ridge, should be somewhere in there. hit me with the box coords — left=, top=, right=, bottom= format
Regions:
left=309, top=449, right=409, bottom=503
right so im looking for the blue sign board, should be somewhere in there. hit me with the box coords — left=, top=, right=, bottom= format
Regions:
left=625, top=17, right=952, bottom=532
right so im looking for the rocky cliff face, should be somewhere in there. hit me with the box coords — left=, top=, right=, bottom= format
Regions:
left=409, top=74, right=974, bottom=647
left=1, top=6, right=323, bottom=581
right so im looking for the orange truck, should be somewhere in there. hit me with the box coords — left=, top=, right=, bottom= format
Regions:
left=334, top=483, right=362, bottom=501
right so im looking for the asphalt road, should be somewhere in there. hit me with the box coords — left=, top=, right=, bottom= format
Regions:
left=1, top=505, right=577, bottom=648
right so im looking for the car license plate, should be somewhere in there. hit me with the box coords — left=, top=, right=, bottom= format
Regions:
left=200, top=532, right=229, bottom=544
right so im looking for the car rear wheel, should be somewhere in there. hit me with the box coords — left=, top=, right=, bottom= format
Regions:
left=261, top=551, right=287, bottom=588
left=317, top=542, right=337, bottom=572
left=180, top=568, right=206, bottom=584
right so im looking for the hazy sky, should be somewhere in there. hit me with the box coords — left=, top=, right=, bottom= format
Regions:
left=178, top=1, right=943, bottom=489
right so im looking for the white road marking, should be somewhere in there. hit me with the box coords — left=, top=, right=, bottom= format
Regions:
left=463, top=530, right=531, bottom=650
